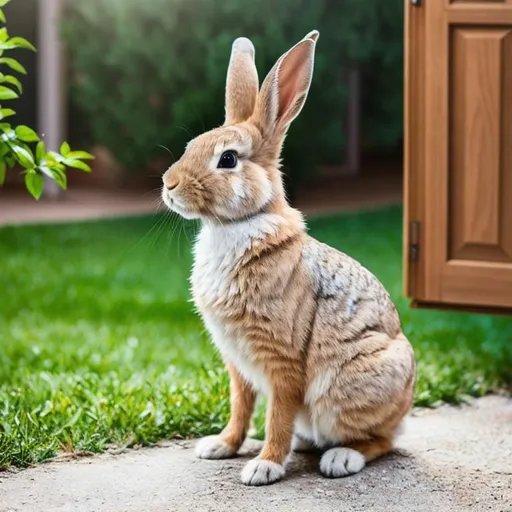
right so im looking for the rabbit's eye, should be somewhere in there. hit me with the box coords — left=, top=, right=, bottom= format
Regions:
left=217, top=151, right=238, bottom=169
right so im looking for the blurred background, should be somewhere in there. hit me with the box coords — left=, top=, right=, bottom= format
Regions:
left=0, top=0, right=510, bottom=471
left=1, top=0, right=403, bottom=220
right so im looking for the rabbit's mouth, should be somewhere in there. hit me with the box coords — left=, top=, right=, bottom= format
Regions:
left=163, top=193, right=198, bottom=220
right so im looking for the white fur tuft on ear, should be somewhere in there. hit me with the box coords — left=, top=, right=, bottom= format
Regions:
left=225, top=37, right=259, bottom=125
left=232, top=37, right=255, bottom=56
left=304, top=30, right=320, bottom=42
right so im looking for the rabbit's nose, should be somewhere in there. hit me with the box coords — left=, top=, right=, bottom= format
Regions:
left=165, top=177, right=180, bottom=191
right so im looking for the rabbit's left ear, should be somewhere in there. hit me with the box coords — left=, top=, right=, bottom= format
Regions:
left=225, top=37, right=259, bottom=125
left=255, top=30, right=319, bottom=134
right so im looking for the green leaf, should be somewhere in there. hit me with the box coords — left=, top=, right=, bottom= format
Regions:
left=0, top=126, right=15, bottom=140
left=0, top=160, right=5, bottom=185
left=64, top=158, right=91, bottom=172
left=1, top=74, right=22, bottom=93
left=0, top=57, right=27, bottom=74
left=0, top=107, right=15, bottom=120
left=0, top=0, right=11, bottom=8
left=37, top=164, right=52, bottom=179
left=5, top=36, right=36, bottom=51
left=0, top=9, right=5, bottom=24
left=8, top=141, right=34, bottom=167
left=50, top=167, right=67, bottom=190
left=38, top=163, right=66, bottom=190
left=15, top=125, right=39, bottom=142
left=0, top=84, right=17, bottom=100
left=5, top=153, right=14, bottom=167
left=48, top=150, right=64, bottom=163
left=35, top=140, right=46, bottom=163
left=67, top=150, right=95, bottom=160
left=0, top=28, right=7, bottom=42
left=60, top=141, right=71, bottom=156
left=24, top=170, right=43, bottom=199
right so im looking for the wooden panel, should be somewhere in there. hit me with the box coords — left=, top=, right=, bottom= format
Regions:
left=449, top=28, right=512, bottom=262
left=442, top=261, right=512, bottom=307
left=451, top=0, right=506, bottom=4
left=406, top=0, right=512, bottom=311
left=403, top=0, right=427, bottom=299
left=411, top=300, right=512, bottom=317
left=448, top=8, right=512, bottom=24
left=423, top=0, right=448, bottom=301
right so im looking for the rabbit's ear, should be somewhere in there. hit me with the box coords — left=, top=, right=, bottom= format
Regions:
left=225, top=37, right=259, bottom=125
left=255, top=30, right=319, bottom=134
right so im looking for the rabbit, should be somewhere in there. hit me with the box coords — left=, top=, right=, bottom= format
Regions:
left=161, top=30, right=416, bottom=486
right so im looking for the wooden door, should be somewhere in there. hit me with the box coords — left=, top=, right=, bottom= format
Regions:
left=404, top=0, right=512, bottom=313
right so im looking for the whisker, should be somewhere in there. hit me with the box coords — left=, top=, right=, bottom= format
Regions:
left=191, top=106, right=206, bottom=133
left=157, top=144, right=176, bottom=164
left=124, top=211, right=168, bottom=257
left=165, top=213, right=176, bottom=260
left=141, top=186, right=163, bottom=198
left=174, top=124, right=195, bottom=139
left=212, top=213, right=229, bottom=239
left=150, top=209, right=173, bottom=248
left=181, top=218, right=192, bottom=247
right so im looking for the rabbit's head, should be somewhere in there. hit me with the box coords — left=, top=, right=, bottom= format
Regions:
left=162, top=31, right=319, bottom=221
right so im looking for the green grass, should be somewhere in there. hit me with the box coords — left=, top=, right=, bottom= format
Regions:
left=1, top=206, right=511, bottom=469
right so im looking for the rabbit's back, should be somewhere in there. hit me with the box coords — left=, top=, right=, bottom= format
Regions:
left=301, top=237, right=402, bottom=343
left=301, top=238, right=415, bottom=445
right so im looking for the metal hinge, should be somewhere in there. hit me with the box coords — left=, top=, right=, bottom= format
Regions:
left=411, top=0, right=422, bottom=6
left=409, top=221, right=420, bottom=262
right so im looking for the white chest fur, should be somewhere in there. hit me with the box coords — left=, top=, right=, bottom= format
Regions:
left=190, top=215, right=285, bottom=392
left=191, top=214, right=284, bottom=310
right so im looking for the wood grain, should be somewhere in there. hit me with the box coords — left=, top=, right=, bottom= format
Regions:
left=451, top=0, right=506, bottom=4
left=403, top=0, right=427, bottom=299
left=405, top=0, right=512, bottom=310
left=448, top=6, right=512, bottom=23
left=450, top=29, right=512, bottom=262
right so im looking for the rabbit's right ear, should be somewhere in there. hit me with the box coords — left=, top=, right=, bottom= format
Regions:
left=254, top=30, right=319, bottom=135
left=225, top=37, right=259, bottom=125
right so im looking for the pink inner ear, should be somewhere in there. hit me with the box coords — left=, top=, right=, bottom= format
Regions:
left=277, top=43, right=312, bottom=119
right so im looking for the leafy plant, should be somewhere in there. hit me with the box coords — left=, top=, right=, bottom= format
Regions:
left=0, top=0, right=93, bottom=199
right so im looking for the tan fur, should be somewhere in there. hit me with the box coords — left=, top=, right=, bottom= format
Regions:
left=221, top=363, right=256, bottom=450
left=346, top=437, right=393, bottom=462
left=162, top=31, right=416, bottom=485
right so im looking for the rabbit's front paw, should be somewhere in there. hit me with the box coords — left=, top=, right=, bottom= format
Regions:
left=195, top=435, right=237, bottom=459
left=241, top=458, right=285, bottom=486
left=320, top=447, right=365, bottom=478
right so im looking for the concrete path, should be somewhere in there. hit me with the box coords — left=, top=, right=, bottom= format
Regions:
left=0, top=190, right=163, bottom=226
left=1, top=396, right=511, bottom=512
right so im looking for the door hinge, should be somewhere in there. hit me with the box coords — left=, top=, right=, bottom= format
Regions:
left=409, top=221, right=420, bottom=262
left=411, top=0, right=422, bottom=6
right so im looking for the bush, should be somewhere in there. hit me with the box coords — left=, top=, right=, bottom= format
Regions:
left=0, top=0, right=93, bottom=199
left=63, top=0, right=403, bottom=188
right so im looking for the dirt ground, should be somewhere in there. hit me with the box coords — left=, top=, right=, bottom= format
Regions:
left=1, top=396, right=510, bottom=512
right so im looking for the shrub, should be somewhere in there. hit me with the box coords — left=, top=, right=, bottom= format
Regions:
left=0, top=0, right=93, bottom=199
left=63, top=0, right=403, bottom=188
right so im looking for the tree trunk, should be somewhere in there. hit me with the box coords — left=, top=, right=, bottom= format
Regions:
left=37, top=0, right=66, bottom=199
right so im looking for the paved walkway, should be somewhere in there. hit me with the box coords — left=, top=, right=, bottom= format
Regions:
left=0, top=189, right=164, bottom=226
left=1, top=396, right=510, bottom=512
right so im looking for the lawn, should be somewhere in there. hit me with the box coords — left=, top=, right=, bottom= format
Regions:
left=1, top=206, right=511, bottom=469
